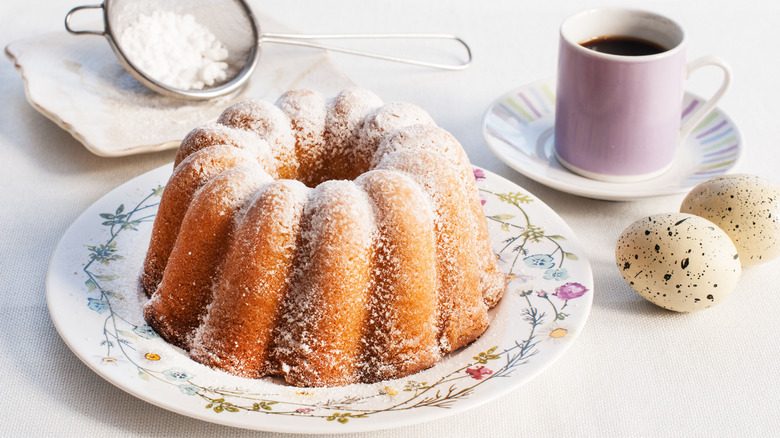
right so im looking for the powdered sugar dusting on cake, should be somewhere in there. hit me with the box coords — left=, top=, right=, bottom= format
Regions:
left=371, top=124, right=465, bottom=169
left=217, top=99, right=299, bottom=179
left=275, top=90, right=328, bottom=187
left=141, top=145, right=259, bottom=297
left=141, top=88, right=506, bottom=387
left=322, top=88, right=383, bottom=181
left=188, top=178, right=309, bottom=379
left=143, top=165, right=272, bottom=349
left=356, top=170, right=442, bottom=380
left=175, top=123, right=278, bottom=177
left=376, top=149, right=490, bottom=352
left=272, top=180, right=376, bottom=386
left=341, top=102, right=436, bottom=180
left=360, top=103, right=436, bottom=152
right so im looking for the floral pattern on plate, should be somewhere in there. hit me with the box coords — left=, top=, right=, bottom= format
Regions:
left=46, top=164, right=593, bottom=433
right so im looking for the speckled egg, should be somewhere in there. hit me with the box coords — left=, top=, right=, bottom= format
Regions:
left=681, top=174, right=780, bottom=267
left=615, top=213, right=741, bottom=312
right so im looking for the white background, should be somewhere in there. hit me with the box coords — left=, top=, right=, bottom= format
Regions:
left=1, top=0, right=778, bottom=436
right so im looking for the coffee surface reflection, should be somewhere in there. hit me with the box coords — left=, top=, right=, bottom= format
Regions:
left=581, top=36, right=667, bottom=56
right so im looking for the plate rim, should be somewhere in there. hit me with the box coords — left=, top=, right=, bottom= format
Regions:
left=482, top=77, right=744, bottom=201
left=45, top=163, right=594, bottom=433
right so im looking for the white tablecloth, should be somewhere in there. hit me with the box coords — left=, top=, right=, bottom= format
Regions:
left=2, top=0, right=778, bottom=436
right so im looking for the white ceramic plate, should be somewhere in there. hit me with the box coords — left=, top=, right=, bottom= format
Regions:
left=46, top=164, right=593, bottom=433
left=482, top=78, right=743, bottom=201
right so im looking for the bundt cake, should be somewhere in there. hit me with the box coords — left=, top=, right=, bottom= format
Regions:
left=141, top=88, right=506, bottom=387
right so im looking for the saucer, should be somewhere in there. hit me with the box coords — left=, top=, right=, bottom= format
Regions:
left=482, top=78, right=743, bottom=201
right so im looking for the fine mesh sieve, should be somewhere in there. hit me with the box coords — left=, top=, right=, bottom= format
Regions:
left=65, top=0, right=473, bottom=100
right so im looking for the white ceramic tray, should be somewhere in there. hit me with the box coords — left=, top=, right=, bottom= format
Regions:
left=5, top=13, right=354, bottom=157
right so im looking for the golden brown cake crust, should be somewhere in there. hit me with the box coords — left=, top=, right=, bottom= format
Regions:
left=144, top=166, right=271, bottom=348
left=141, top=88, right=506, bottom=387
left=357, top=170, right=440, bottom=381
left=189, top=180, right=308, bottom=378
left=141, top=145, right=257, bottom=297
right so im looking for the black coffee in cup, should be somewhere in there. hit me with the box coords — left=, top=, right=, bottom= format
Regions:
left=581, top=35, right=667, bottom=56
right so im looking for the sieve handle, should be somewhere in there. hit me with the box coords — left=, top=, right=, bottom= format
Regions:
left=64, top=4, right=106, bottom=36
left=260, top=33, right=472, bottom=70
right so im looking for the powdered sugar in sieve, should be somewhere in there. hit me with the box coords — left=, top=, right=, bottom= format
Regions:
left=65, top=0, right=472, bottom=100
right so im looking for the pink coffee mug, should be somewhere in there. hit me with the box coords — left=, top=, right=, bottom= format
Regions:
left=554, top=7, right=731, bottom=182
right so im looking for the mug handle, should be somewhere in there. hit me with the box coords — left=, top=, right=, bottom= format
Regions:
left=679, top=56, right=732, bottom=142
